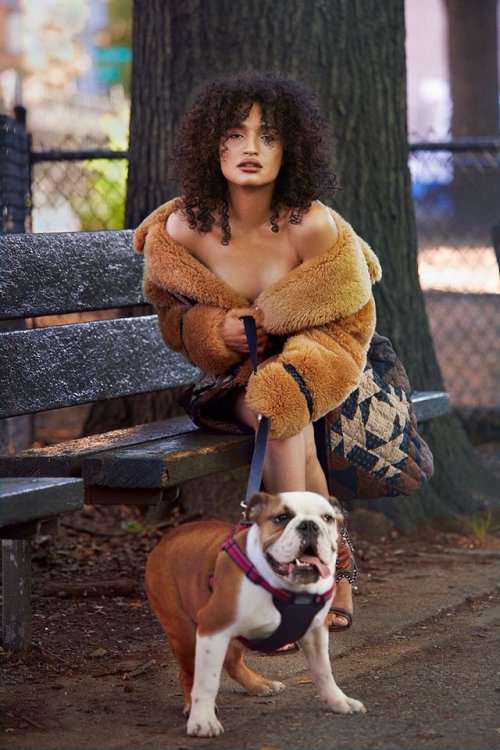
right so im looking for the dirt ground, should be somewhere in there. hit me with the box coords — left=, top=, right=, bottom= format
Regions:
left=1, top=445, right=500, bottom=750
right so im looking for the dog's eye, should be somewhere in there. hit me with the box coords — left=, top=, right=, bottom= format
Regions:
left=322, top=514, right=335, bottom=524
left=273, top=513, right=292, bottom=525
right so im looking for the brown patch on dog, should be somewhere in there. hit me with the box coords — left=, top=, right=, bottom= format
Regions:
left=328, top=496, right=344, bottom=522
left=245, top=492, right=296, bottom=551
left=146, top=521, right=240, bottom=639
left=196, top=547, right=245, bottom=636
left=246, top=491, right=289, bottom=520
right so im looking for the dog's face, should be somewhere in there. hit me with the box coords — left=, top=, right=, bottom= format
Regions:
left=246, top=491, right=342, bottom=585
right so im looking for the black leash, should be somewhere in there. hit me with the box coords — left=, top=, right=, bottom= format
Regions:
left=240, top=315, right=270, bottom=506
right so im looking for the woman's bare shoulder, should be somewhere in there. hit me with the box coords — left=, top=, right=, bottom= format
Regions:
left=165, top=208, right=199, bottom=250
left=288, top=201, right=338, bottom=261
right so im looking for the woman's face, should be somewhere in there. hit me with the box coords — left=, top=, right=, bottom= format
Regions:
left=219, top=102, right=284, bottom=189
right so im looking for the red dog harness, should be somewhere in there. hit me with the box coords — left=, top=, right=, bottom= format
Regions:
left=217, top=528, right=335, bottom=652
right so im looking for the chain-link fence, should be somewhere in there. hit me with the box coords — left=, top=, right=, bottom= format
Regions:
left=410, top=139, right=499, bottom=436
left=29, top=135, right=128, bottom=233
left=27, top=138, right=500, bottom=433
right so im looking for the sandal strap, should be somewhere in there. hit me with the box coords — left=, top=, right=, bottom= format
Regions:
left=341, top=524, right=355, bottom=552
left=328, top=605, right=353, bottom=631
left=336, top=566, right=358, bottom=584
left=336, top=524, right=357, bottom=582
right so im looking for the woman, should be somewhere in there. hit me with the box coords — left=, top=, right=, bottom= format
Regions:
left=134, top=72, right=382, bottom=632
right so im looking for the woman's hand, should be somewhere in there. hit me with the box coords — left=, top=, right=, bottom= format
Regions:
left=222, top=307, right=268, bottom=353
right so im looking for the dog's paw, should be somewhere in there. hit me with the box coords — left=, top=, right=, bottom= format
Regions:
left=253, top=680, right=286, bottom=697
left=187, top=710, right=224, bottom=737
left=325, top=694, right=366, bottom=715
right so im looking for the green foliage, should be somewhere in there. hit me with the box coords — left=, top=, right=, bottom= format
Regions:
left=70, top=107, right=129, bottom=231
left=72, top=158, right=127, bottom=230
left=121, top=519, right=146, bottom=533
left=471, top=510, right=500, bottom=538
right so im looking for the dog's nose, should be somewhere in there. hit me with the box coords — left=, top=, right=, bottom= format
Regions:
left=297, top=519, right=320, bottom=536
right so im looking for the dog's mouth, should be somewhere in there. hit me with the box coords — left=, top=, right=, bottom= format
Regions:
left=266, top=549, right=331, bottom=583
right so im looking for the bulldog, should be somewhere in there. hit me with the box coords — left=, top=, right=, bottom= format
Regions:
left=145, top=490, right=365, bottom=737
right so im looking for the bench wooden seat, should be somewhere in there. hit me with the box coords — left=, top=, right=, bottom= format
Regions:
left=0, top=415, right=252, bottom=504
left=83, top=390, right=449, bottom=495
left=0, top=477, right=84, bottom=532
left=0, top=229, right=451, bottom=650
left=410, top=390, right=451, bottom=422
left=1, top=392, right=450, bottom=503
left=0, top=477, right=83, bottom=651
left=0, top=415, right=199, bottom=479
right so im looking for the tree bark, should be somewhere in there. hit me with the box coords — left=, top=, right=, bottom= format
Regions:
left=444, top=0, right=499, bottom=138
left=86, top=0, right=498, bottom=528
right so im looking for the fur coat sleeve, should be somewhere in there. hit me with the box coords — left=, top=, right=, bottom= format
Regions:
left=134, top=199, right=382, bottom=439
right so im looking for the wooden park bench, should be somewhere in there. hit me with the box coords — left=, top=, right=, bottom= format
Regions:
left=0, top=229, right=451, bottom=650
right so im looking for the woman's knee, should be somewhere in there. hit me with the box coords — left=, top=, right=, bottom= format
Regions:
left=266, top=435, right=293, bottom=457
left=266, top=423, right=316, bottom=460
left=234, top=391, right=259, bottom=430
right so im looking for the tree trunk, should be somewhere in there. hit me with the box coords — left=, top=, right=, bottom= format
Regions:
left=87, top=0, right=498, bottom=528
left=126, top=0, right=438, bottom=380
left=441, top=0, right=499, bottom=239
left=444, top=0, right=499, bottom=138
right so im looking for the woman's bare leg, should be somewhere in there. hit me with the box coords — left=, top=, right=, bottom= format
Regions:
left=302, top=423, right=329, bottom=496
left=234, top=395, right=326, bottom=492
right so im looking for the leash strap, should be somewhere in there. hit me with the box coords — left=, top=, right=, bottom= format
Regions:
left=240, top=315, right=270, bottom=505
left=242, top=315, right=260, bottom=373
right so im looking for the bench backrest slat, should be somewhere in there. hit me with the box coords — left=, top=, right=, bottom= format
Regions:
left=1, top=230, right=143, bottom=318
left=1, top=315, right=199, bottom=417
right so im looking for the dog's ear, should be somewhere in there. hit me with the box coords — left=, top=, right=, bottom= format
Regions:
left=328, top=495, right=344, bottom=524
left=245, top=491, right=273, bottom=523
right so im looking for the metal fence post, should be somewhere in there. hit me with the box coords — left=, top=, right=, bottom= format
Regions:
left=0, top=113, right=31, bottom=234
left=0, top=114, right=32, bottom=453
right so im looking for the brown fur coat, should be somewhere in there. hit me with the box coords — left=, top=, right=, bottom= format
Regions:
left=134, top=199, right=382, bottom=439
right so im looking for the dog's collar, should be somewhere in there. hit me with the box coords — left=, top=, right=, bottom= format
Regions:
left=220, top=527, right=335, bottom=604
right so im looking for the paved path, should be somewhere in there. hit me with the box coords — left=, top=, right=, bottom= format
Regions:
left=197, top=547, right=500, bottom=750
left=4, top=546, right=498, bottom=750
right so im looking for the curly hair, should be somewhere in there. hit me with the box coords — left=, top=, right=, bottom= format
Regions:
left=171, top=72, right=339, bottom=244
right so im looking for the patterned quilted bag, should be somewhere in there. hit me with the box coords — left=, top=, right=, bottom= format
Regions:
left=323, top=333, right=434, bottom=500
